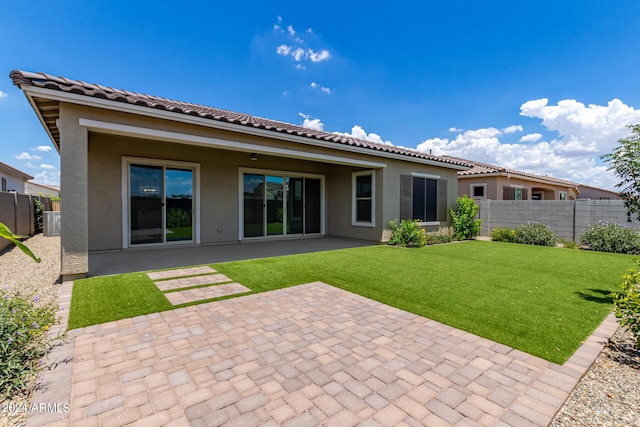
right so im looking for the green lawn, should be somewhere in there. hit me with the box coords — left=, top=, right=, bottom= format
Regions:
left=69, top=241, right=634, bottom=364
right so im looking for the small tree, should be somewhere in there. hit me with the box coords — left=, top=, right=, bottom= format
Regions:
left=450, top=195, right=481, bottom=240
left=611, top=257, right=640, bottom=349
left=602, top=124, right=640, bottom=222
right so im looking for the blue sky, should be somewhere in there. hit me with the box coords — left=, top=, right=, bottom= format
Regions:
left=2, top=1, right=640, bottom=190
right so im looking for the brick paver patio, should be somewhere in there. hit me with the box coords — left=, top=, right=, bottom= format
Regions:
left=28, top=282, right=617, bottom=426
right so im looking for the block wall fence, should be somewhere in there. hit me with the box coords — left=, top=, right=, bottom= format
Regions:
left=0, top=192, right=52, bottom=251
left=477, top=199, right=640, bottom=242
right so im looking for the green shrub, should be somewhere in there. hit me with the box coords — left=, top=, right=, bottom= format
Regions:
left=425, top=231, right=454, bottom=246
left=34, top=199, right=43, bottom=234
left=560, top=238, right=579, bottom=250
left=450, top=195, right=481, bottom=240
left=167, top=208, right=191, bottom=229
left=388, top=219, right=427, bottom=248
left=611, top=257, right=640, bottom=349
left=491, top=227, right=516, bottom=243
left=0, top=289, right=59, bottom=399
left=580, top=222, right=640, bottom=254
left=515, top=222, right=556, bottom=246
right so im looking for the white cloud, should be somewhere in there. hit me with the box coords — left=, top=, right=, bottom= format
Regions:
left=299, top=113, right=324, bottom=131
left=294, top=64, right=305, bottom=70
left=276, top=44, right=291, bottom=56
left=25, top=162, right=37, bottom=168
left=33, top=171, right=59, bottom=186
left=0, top=90, right=7, bottom=99
left=292, top=48, right=305, bottom=61
left=416, top=98, right=640, bottom=190
left=308, top=49, right=330, bottom=62
left=15, top=152, right=41, bottom=160
left=277, top=16, right=282, bottom=23
left=502, top=125, right=523, bottom=134
left=519, top=133, right=543, bottom=143
left=449, top=127, right=463, bottom=132
left=334, top=125, right=393, bottom=146
left=32, top=145, right=52, bottom=152
left=287, top=25, right=296, bottom=36
left=276, top=45, right=330, bottom=64
left=274, top=25, right=282, bottom=32
left=520, top=98, right=640, bottom=155
left=310, top=82, right=332, bottom=94
left=306, top=28, right=313, bottom=34
left=39, top=164, right=57, bottom=170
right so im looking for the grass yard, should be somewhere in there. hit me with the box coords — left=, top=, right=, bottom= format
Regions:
left=69, top=240, right=634, bottom=364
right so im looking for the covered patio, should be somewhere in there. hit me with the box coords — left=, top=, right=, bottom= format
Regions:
left=88, top=236, right=374, bottom=277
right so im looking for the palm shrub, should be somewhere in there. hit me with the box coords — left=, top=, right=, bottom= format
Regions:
left=450, top=195, right=481, bottom=240
left=580, top=221, right=640, bottom=254
left=515, top=222, right=556, bottom=246
left=388, top=219, right=427, bottom=248
left=611, top=257, right=640, bottom=348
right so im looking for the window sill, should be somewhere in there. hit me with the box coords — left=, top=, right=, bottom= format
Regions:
left=418, top=221, right=440, bottom=226
left=352, top=222, right=375, bottom=228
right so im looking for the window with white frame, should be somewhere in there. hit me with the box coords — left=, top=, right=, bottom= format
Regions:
left=559, top=192, right=567, bottom=200
left=352, top=171, right=375, bottom=226
left=471, top=183, right=486, bottom=199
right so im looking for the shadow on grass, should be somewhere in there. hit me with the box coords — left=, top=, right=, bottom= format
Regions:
left=575, top=288, right=614, bottom=305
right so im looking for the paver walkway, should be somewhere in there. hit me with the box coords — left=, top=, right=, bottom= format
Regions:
left=147, top=266, right=250, bottom=306
left=28, top=282, right=617, bottom=426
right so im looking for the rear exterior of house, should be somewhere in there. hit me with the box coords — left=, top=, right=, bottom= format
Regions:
left=11, top=70, right=469, bottom=279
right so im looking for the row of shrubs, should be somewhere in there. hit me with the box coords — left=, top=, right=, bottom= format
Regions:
left=491, top=221, right=640, bottom=254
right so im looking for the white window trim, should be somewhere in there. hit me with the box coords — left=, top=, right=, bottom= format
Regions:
left=121, top=157, right=201, bottom=249
left=352, top=170, right=375, bottom=227
left=509, top=184, right=525, bottom=189
left=470, top=183, right=487, bottom=199
left=238, top=167, right=326, bottom=240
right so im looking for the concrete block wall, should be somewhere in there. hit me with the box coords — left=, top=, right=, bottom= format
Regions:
left=0, top=193, right=52, bottom=251
left=478, top=199, right=640, bottom=242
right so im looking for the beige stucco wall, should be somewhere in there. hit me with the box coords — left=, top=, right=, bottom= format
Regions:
left=58, top=102, right=463, bottom=273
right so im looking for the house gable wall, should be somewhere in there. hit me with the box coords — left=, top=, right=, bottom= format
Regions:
left=459, top=175, right=577, bottom=200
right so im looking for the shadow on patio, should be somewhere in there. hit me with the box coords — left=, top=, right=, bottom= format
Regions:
left=88, top=236, right=374, bottom=277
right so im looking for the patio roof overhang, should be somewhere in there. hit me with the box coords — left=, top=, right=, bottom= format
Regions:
left=17, top=83, right=471, bottom=171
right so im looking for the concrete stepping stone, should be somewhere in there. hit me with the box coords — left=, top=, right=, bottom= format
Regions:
left=147, top=266, right=215, bottom=280
left=156, top=273, right=233, bottom=291
left=165, top=283, right=251, bottom=305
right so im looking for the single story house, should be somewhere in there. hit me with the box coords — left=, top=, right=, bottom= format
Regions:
left=25, top=181, right=60, bottom=198
left=446, top=157, right=579, bottom=201
left=576, top=184, right=619, bottom=200
left=11, top=70, right=470, bottom=279
left=0, top=161, right=33, bottom=193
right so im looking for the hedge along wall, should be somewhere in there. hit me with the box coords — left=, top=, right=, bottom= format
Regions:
left=477, top=199, right=640, bottom=242
left=0, top=192, right=52, bottom=251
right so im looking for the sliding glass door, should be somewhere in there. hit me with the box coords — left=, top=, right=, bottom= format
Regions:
left=243, top=172, right=322, bottom=239
left=129, top=163, right=194, bottom=245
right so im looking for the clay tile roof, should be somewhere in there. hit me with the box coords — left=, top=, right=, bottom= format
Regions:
left=10, top=70, right=470, bottom=169
left=443, top=156, right=579, bottom=187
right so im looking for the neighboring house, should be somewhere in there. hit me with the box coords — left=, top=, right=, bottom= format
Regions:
left=445, top=157, right=579, bottom=201
left=25, top=181, right=60, bottom=198
left=11, top=70, right=470, bottom=279
left=576, top=184, right=619, bottom=200
left=0, top=161, right=33, bottom=193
